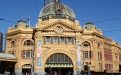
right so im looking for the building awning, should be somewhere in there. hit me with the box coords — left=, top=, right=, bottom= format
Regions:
left=0, top=53, right=17, bottom=62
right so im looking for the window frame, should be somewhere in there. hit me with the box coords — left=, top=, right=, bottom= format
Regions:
left=53, top=36, right=58, bottom=43
left=46, top=36, right=51, bottom=42
left=60, top=37, right=65, bottom=43
left=25, top=50, right=31, bottom=58
left=68, top=37, right=72, bottom=43
left=24, top=40, right=34, bottom=46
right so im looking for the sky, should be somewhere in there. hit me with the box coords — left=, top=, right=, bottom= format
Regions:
left=0, top=0, right=121, bottom=50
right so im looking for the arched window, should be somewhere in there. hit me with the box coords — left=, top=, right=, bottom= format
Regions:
left=82, top=41, right=91, bottom=58
left=82, top=41, right=90, bottom=47
left=11, top=41, right=15, bottom=47
left=46, top=53, right=72, bottom=63
left=24, top=40, right=34, bottom=46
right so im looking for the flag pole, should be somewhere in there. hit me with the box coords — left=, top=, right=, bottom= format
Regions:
left=28, top=16, right=30, bottom=27
left=83, top=18, right=86, bottom=25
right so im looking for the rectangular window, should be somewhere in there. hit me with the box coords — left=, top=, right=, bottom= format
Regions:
left=68, top=37, right=72, bottom=43
left=53, top=36, right=58, bottom=42
left=46, top=36, right=51, bottom=42
left=98, top=63, right=102, bottom=70
left=84, top=51, right=88, bottom=58
left=98, top=63, right=100, bottom=70
left=98, top=52, right=101, bottom=60
left=61, top=37, right=65, bottom=42
left=26, top=50, right=31, bottom=58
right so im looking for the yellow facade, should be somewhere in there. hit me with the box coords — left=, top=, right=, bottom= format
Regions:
left=5, top=1, right=121, bottom=75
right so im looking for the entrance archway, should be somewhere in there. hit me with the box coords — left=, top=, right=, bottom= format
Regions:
left=45, top=53, right=73, bottom=75
left=22, top=64, right=31, bottom=75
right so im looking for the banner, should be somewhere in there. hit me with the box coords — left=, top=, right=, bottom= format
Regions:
left=37, top=40, right=42, bottom=66
left=77, top=41, right=81, bottom=66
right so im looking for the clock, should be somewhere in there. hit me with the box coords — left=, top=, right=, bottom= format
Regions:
left=56, top=26, right=63, bottom=33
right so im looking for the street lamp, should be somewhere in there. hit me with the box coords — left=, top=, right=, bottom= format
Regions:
left=31, top=45, right=35, bottom=75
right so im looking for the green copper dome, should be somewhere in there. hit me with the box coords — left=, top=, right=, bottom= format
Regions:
left=14, top=18, right=29, bottom=27
left=84, top=20, right=94, bottom=29
left=39, top=2, right=75, bottom=21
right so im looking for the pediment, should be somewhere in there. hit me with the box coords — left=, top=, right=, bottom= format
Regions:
left=40, top=20, right=82, bottom=32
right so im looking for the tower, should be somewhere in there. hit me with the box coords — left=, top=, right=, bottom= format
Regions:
left=44, top=0, right=60, bottom=6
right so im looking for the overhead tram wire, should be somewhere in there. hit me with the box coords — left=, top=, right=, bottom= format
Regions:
left=103, top=29, right=121, bottom=33
left=0, top=18, right=15, bottom=24
left=93, top=17, right=121, bottom=24
left=89, top=17, right=121, bottom=33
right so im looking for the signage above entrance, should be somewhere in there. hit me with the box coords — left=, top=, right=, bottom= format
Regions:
left=45, top=64, right=73, bottom=68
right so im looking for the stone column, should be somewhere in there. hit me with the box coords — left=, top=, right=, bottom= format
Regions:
left=15, top=68, right=22, bottom=75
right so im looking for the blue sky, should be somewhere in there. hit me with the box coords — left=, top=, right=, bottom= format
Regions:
left=0, top=0, right=121, bottom=49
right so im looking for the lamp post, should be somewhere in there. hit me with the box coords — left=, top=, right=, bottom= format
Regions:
left=31, top=45, right=34, bottom=75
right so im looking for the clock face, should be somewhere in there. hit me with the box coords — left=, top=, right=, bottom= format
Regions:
left=56, top=26, right=63, bottom=33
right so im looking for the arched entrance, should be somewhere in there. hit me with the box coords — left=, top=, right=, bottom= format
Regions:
left=22, top=64, right=31, bottom=75
left=45, top=53, right=73, bottom=75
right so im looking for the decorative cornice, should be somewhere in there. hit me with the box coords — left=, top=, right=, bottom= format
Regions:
left=6, top=31, right=33, bottom=36
left=35, top=20, right=83, bottom=32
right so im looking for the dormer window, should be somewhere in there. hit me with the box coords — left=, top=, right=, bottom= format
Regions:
left=26, top=25, right=29, bottom=27
left=15, top=25, right=17, bottom=27
left=55, top=9, right=62, bottom=15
